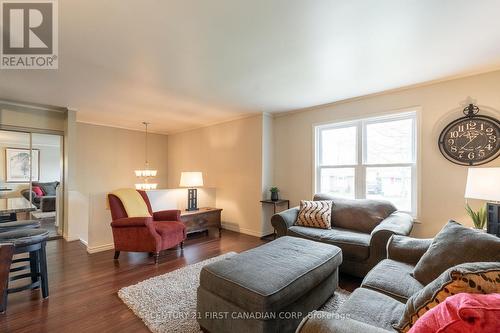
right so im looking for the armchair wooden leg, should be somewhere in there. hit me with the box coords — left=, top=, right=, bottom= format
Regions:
left=114, top=251, right=120, bottom=260
left=180, top=241, right=184, bottom=249
left=153, top=252, right=160, bottom=264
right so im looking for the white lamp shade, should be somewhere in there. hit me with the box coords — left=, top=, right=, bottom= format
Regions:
left=465, top=167, right=500, bottom=201
left=179, top=172, right=204, bottom=187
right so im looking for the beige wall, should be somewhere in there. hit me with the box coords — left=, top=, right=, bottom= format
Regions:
left=261, top=113, right=275, bottom=235
left=274, top=70, right=500, bottom=238
left=167, top=115, right=266, bottom=236
left=68, top=122, right=169, bottom=249
left=0, top=103, right=66, bottom=132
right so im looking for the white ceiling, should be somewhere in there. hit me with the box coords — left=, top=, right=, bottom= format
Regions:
left=1, top=0, right=500, bottom=134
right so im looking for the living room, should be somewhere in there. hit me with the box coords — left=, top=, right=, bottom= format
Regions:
left=0, top=1, right=499, bottom=332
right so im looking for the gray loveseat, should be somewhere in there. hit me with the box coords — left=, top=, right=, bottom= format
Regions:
left=271, top=194, right=413, bottom=277
left=297, top=236, right=432, bottom=333
left=21, top=181, right=59, bottom=212
left=297, top=227, right=500, bottom=332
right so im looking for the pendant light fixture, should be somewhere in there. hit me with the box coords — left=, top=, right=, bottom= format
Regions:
left=135, top=122, right=158, bottom=190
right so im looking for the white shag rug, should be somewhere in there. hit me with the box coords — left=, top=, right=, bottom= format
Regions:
left=118, top=253, right=350, bottom=333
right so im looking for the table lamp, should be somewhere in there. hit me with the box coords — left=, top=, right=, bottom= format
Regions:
left=464, top=167, right=500, bottom=236
left=180, top=172, right=204, bottom=211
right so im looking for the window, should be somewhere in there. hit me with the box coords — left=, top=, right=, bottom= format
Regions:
left=315, top=111, right=417, bottom=215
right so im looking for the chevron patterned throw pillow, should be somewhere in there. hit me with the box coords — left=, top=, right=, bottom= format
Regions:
left=295, top=200, right=333, bottom=229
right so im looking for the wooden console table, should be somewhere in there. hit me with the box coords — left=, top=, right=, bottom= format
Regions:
left=180, top=207, right=222, bottom=237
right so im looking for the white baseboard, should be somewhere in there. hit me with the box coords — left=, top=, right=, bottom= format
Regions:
left=63, top=235, right=79, bottom=242
left=221, top=223, right=268, bottom=238
left=79, top=238, right=88, bottom=246
left=86, top=243, right=114, bottom=254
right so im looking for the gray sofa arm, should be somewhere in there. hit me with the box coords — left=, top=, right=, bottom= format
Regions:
left=271, top=206, right=299, bottom=237
left=297, top=311, right=390, bottom=333
left=21, top=189, right=31, bottom=200
left=369, top=212, right=414, bottom=263
left=387, top=235, right=433, bottom=265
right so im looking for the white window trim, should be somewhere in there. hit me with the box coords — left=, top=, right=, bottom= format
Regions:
left=313, top=108, right=420, bottom=217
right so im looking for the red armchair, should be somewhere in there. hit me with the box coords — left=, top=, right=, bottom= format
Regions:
left=108, top=190, right=186, bottom=264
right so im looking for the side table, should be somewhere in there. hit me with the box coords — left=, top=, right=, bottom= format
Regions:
left=180, top=207, right=222, bottom=237
left=260, top=199, right=290, bottom=239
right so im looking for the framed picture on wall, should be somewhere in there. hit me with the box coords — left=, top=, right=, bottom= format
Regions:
left=5, top=148, right=40, bottom=183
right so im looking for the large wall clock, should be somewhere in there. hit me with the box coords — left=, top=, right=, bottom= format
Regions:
left=438, top=104, right=500, bottom=166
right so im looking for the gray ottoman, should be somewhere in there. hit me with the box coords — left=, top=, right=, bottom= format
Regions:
left=197, top=236, right=342, bottom=333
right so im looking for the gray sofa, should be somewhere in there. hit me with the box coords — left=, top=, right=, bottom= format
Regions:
left=21, top=181, right=59, bottom=212
left=271, top=194, right=413, bottom=277
left=297, top=228, right=500, bottom=333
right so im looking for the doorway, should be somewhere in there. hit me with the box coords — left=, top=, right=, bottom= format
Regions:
left=0, top=129, right=64, bottom=238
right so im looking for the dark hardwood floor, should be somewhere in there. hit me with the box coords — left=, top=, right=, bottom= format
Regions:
left=0, top=230, right=360, bottom=333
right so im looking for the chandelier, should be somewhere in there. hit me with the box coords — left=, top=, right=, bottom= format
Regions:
left=135, top=122, right=158, bottom=190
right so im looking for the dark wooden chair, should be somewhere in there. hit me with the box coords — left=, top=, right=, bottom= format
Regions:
left=0, top=229, right=50, bottom=313
left=0, top=243, right=14, bottom=314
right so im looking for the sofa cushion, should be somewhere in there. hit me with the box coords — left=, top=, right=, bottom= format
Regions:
left=337, top=287, right=405, bottom=331
left=296, top=200, right=332, bottom=229
left=153, top=221, right=185, bottom=247
left=288, top=226, right=370, bottom=261
left=313, top=194, right=396, bottom=233
left=199, top=236, right=342, bottom=313
left=35, top=181, right=59, bottom=196
left=396, top=262, right=500, bottom=333
left=413, top=220, right=500, bottom=285
left=361, top=259, right=424, bottom=303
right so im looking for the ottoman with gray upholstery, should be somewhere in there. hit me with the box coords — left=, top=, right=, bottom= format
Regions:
left=196, top=236, right=342, bottom=333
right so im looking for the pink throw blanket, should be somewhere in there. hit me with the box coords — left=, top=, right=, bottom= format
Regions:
left=408, top=293, right=500, bottom=333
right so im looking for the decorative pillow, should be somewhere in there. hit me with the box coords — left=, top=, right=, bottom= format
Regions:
left=32, top=186, right=44, bottom=197
left=408, top=293, right=500, bottom=333
left=413, top=220, right=500, bottom=285
left=295, top=200, right=332, bottom=229
left=395, top=262, right=500, bottom=332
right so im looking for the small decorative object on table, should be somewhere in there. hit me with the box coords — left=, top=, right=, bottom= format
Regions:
left=465, top=203, right=487, bottom=230
left=270, top=186, right=279, bottom=201
left=179, top=172, right=204, bottom=211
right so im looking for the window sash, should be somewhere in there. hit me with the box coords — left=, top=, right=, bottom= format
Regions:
left=318, top=123, right=358, bottom=166
left=315, top=111, right=417, bottom=215
left=362, top=115, right=416, bottom=165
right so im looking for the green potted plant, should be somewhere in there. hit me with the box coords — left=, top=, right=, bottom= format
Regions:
left=465, top=203, right=487, bottom=230
left=270, top=187, right=279, bottom=201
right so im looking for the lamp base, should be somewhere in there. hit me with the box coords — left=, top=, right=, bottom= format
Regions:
left=486, top=202, right=500, bottom=237
left=186, top=188, right=199, bottom=211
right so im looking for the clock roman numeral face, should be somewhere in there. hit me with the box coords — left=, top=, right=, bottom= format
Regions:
left=439, top=117, right=500, bottom=166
